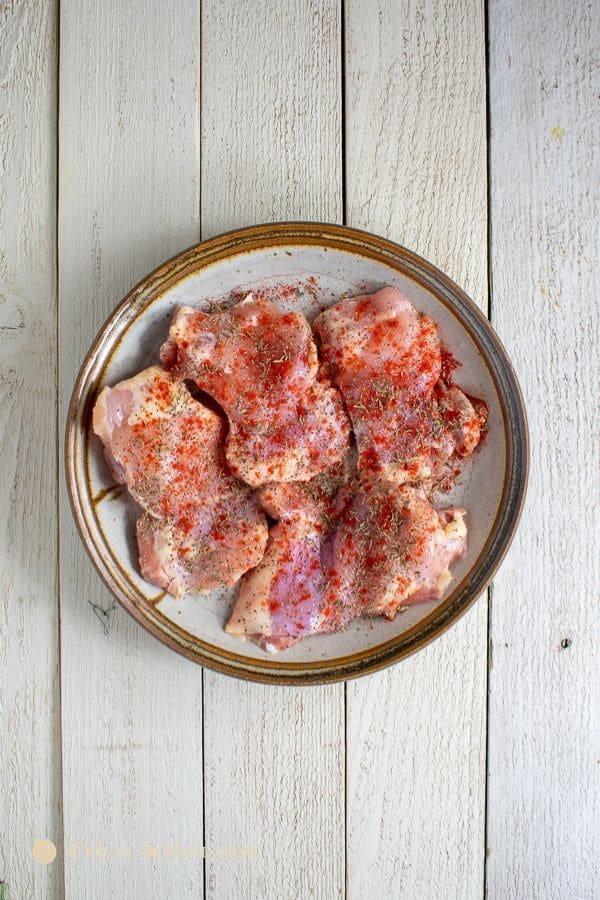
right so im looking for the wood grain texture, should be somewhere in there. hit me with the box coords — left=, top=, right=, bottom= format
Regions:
left=344, top=2, right=489, bottom=897
left=4, top=2, right=594, bottom=897
left=0, top=1, right=61, bottom=897
left=58, top=2, right=203, bottom=896
left=201, top=2, right=345, bottom=898
left=487, top=1, right=600, bottom=897
left=201, top=0, right=342, bottom=237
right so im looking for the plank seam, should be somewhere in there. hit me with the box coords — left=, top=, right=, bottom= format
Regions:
left=55, top=0, right=66, bottom=890
left=483, top=0, right=493, bottom=895
left=341, top=2, right=348, bottom=896
left=341, top=0, right=347, bottom=227
left=199, top=4, right=206, bottom=898
left=201, top=668, right=206, bottom=898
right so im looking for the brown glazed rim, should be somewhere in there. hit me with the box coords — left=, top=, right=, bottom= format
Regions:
left=66, top=222, right=529, bottom=685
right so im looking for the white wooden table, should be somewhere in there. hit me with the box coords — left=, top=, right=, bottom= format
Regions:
left=1, top=1, right=598, bottom=897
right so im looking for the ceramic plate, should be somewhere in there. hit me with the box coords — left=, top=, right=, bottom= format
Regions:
left=66, top=223, right=528, bottom=683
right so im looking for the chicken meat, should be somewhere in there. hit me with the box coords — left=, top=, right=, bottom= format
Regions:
left=93, top=366, right=268, bottom=596
left=322, top=478, right=467, bottom=623
left=225, top=463, right=352, bottom=651
left=314, top=286, right=486, bottom=484
left=160, top=294, right=351, bottom=486
left=226, top=470, right=466, bottom=651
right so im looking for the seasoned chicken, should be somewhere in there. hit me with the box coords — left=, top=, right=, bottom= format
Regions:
left=160, top=294, right=351, bottom=486
left=314, top=286, right=486, bottom=484
left=93, top=366, right=267, bottom=597
left=322, top=478, right=467, bottom=623
left=90, top=284, right=483, bottom=651
left=226, top=469, right=466, bottom=651
left=225, top=465, right=349, bottom=651
left=225, top=500, right=325, bottom=652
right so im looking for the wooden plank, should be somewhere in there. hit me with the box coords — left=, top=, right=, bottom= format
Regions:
left=200, top=0, right=342, bottom=236
left=0, top=1, right=62, bottom=897
left=58, top=3, right=203, bottom=897
left=344, top=2, right=488, bottom=896
left=486, top=1, right=600, bottom=896
left=200, top=2, right=345, bottom=898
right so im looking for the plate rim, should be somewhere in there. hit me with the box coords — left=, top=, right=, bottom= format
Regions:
left=65, top=221, right=529, bottom=684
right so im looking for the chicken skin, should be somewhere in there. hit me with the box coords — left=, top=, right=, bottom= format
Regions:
left=226, top=472, right=466, bottom=651
left=225, top=464, right=350, bottom=651
left=93, top=366, right=267, bottom=597
left=322, top=478, right=467, bottom=624
left=161, top=294, right=351, bottom=486
left=314, top=286, right=486, bottom=484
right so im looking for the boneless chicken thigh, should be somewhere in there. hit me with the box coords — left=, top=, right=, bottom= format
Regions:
left=225, top=491, right=325, bottom=652
left=314, top=287, right=486, bottom=484
left=226, top=472, right=466, bottom=651
left=225, top=466, right=349, bottom=651
left=323, top=478, right=467, bottom=623
left=160, top=294, right=351, bottom=486
left=93, top=366, right=267, bottom=597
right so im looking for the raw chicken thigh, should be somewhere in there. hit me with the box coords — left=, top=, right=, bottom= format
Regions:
left=314, top=286, right=486, bottom=484
left=161, top=294, right=351, bottom=486
left=226, top=494, right=325, bottom=652
left=93, top=366, right=267, bottom=596
left=225, top=465, right=349, bottom=651
left=322, top=478, right=467, bottom=623
left=226, top=471, right=466, bottom=651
